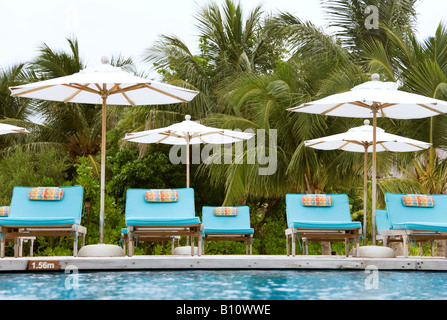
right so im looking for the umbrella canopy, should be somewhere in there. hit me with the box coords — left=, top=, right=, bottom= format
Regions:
left=288, top=75, right=447, bottom=119
left=9, top=57, right=199, bottom=244
left=288, top=73, right=447, bottom=244
left=0, top=123, right=29, bottom=135
left=9, top=60, right=198, bottom=106
left=123, top=115, right=255, bottom=187
left=304, top=119, right=431, bottom=244
left=305, top=120, right=431, bottom=152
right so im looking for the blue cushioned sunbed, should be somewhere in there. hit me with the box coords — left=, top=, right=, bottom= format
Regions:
left=202, top=206, right=254, bottom=254
left=285, top=194, right=361, bottom=257
left=124, top=188, right=202, bottom=256
left=381, top=193, right=447, bottom=257
left=0, top=186, right=86, bottom=257
left=386, top=193, right=447, bottom=231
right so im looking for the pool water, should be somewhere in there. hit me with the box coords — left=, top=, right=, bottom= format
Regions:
left=0, top=270, right=446, bottom=300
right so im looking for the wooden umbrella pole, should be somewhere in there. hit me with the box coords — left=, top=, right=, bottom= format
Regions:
left=363, top=145, right=368, bottom=246
left=99, top=95, right=107, bottom=244
left=371, top=104, right=378, bottom=245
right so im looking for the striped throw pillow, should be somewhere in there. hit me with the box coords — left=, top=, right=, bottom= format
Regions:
left=214, top=207, right=238, bottom=216
left=402, top=195, right=434, bottom=207
left=145, top=190, right=178, bottom=202
left=28, top=187, right=64, bottom=201
left=302, top=195, right=333, bottom=207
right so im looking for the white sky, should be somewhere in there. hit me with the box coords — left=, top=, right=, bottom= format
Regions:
left=1, top=0, right=447, bottom=78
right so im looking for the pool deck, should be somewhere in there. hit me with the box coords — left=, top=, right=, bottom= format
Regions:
left=1, top=254, right=447, bottom=272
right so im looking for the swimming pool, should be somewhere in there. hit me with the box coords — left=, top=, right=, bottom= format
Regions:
left=0, top=270, right=446, bottom=300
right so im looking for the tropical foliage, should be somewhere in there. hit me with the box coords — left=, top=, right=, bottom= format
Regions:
left=1, top=0, right=446, bottom=256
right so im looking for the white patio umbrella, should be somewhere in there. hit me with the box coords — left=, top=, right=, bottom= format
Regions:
left=123, top=115, right=255, bottom=187
left=288, top=73, right=447, bottom=244
left=0, top=123, right=29, bottom=135
left=9, top=57, right=199, bottom=245
left=304, top=119, right=431, bottom=244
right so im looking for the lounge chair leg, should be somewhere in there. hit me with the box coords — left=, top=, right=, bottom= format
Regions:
left=18, top=238, right=23, bottom=257
left=81, top=233, right=85, bottom=247
left=0, top=231, right=5, bottom=258
left=356, top=238, right=360, bottom=257
left=345, top=239, right=349, bottom=257
left=286, top=233, right=289, bottom=256
left=127, top=237, right=132, bottom=257
left=127, top=227, right=133, bottom=257
left=191, top=236, right=194, bottom=256
left=402, top=234, right=409, bottom=258
left=431, top=241, right=435, bottom=257
left=14, top=238, right=19, bottom=258
left=30, top=239, right=34, bottom=257
left=73, top=233, right=78, bottom=257
left=419, top=242, right=423, bottom=257
left=291, top=232, right=296, bottom=257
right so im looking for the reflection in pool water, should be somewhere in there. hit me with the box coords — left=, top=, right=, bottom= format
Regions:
left=0, top=270, right=446, bottom=300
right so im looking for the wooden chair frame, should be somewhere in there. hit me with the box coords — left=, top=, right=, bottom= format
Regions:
left=285, top=227, right=361, bottom=257
left=202, top=233, right=253, bottom=255
left=0, top=224, right=86, bottom=258
left=380, top=229, right=447, bottom=258
left=126, top=224, right=203, bottom=257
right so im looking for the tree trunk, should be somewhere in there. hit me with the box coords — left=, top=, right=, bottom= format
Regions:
left=390, top=242, right=404, bottom=256
left=437, top=240, right=446, bottom=257
left=321, top=241, right=331, bottom=255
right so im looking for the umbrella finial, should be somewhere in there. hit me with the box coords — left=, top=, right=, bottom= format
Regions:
left=364, top=119, right=370, bottom=126
left=185, top=115, right=191, bottom=121
left=371, top=73, right=380, bottom=81
left=101, top=56, right=110, bottom=65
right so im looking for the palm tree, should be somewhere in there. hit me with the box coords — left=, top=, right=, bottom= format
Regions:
left=139, top=0, right=285, bottom=121
left=0, top=64, right=35, bottom=150
left=322, top=0, right=416, bottom=59
left=117, top=0, right=287, bottom=166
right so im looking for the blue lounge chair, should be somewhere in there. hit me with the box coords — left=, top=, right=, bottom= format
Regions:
left=202, top=206, right=254, bottom=255
left=382, top=193, right=447, bottom=257
left=285, top=194, right=362, bottom=256
left=124, top=188, right=202, bottom=256
left=0, top=186, right=86, bottom=257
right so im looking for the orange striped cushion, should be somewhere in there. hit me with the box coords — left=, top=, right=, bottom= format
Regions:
left=302, top=195, right=332, bottom=207
left=28, top=187, right=64, bottom=201
left=0, top=206, right=9, bottom=217
left=144, top=190, right=178, bottom=202
left=214, top=207, right=238, bottom=216
left=402, top=195, right=434, bottom=207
